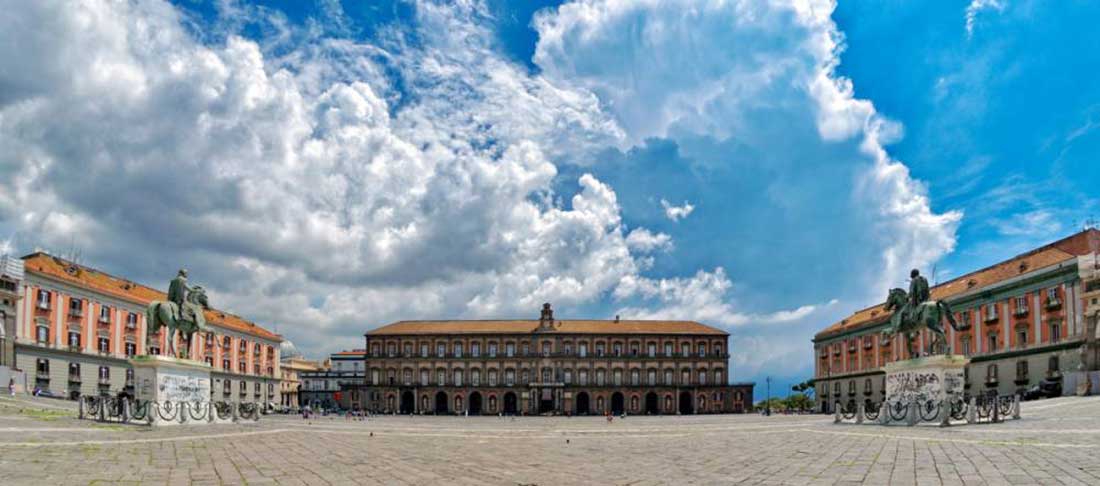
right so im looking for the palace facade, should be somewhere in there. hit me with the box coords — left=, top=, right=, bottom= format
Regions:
left=813, top=229, right=1100, bottom=413
left=10, top=252, right=283, bottom=404
left=346, top=304, right=753, bottom=415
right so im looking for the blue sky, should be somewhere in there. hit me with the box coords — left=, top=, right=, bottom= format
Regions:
left=1, top=0, right=1098, bottom=396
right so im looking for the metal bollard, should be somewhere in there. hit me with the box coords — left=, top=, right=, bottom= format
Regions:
left=1012, top=394, right=1021, bottom=420
left=122, top=399, right=131, bottom=423
left=148, top=402, right=158, bottom=426
left=878, top=402, right=890, bottom=425
left=939, top=399, right=950, bottom=427
left=966, top=397, right=976, bottom=424
left=992, top=397, right=1001, bottom=423
left=231, top=402, right=239, bottom=423
left=78, top=397, right=85, bottom=420
left=208, top=402, right=215, bottom=424
left=856, top=402, right=864, bottom=424
left=906, top=401, right=919, bottom=426
left=834, top=402, right=841, bottom=423
left=180, top=401, right=187, bottom=424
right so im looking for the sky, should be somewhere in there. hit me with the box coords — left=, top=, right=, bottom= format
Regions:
left=1, top=0, right=1098, bottom=396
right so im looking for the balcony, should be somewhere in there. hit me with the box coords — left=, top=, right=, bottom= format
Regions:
left=36, top=300, right=50, bottom=310
left=1014, top=375, right=1029, bottom=386
left=98, top=377, right=111, bottom=385
left=984, top=311, right=999, bottom=323
left=1013, top=306, right=1029, bottom=317
left=69, top=308, right=83, bottom=318
left=68, top=374, right=81, bottom=383
left=98, top=313, right=110, bottom=324
left=1046, top=298, right=1062, bottom=310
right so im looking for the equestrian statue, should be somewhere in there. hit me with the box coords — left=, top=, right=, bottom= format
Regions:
left=881, top=269, right=962, bottom=358
left=145, top=269, right=210, bottom=359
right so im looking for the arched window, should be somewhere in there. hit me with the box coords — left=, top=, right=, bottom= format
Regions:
left=647, top=369, right=656, bottom=386
left=630, top=369, right=640, bottom=386
left=613, top=369, right=623, bottom=386
left=596, top=369, right=606, bottom=386
left=472, top=369, right=481, bottom=386
left=454, top=369, right=464, bottom=386
left=713, top=369, right=723, bottom=385
left=664, top=369, right=673, bottom=385
left=488, top=369, right=498, bottom=386
left=698, top=370, right=707, bottom=385
left=578, top=369, right=589, bottom=386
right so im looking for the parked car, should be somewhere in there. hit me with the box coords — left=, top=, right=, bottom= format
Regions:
left=1023, top=377, right=1062, bottom=400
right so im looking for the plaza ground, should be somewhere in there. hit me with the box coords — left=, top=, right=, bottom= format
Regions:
left=1, top=395, right=1100, bottom=485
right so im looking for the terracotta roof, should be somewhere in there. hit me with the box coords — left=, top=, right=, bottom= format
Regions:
left=333, top=350, right=365, bottom=356
left=22, top=252, right=282, bottom=342
left=367, top=319, right=727, bottom=336
left=815, top=229, right=1100, bottom=340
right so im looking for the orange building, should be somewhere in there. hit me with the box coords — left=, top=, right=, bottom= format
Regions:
left=12, top=252, right=282, bottom=404
left=813, top=229, right=1100, bottom=412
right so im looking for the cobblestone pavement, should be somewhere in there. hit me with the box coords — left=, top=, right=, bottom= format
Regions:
left=2, top=395, right=1100, bottom=485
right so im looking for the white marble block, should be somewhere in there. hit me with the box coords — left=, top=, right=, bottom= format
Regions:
left=884, top=354, right=969, bottom=406
left=130, top=355, right=213, bottom=426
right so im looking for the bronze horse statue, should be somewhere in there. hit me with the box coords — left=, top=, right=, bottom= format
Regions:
left=881, top=288, right=961, bottom=358
left=146, top=286, right=209, bottom=359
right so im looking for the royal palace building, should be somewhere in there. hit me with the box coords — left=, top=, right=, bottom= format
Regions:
left=347, top=304, right=753, bottom=415
left=813, top=229, right=1100, bottom=413
left=10, top=252, right=283, bottom=405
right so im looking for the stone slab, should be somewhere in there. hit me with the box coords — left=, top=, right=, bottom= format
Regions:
left=883, top=354, right=968, bottom=405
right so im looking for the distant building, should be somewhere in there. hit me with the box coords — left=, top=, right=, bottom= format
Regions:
left=347, top=304, right=753, bottom=415
left=300, top=350, right=365, bottom=410
left=278, top=340, right=321, bottom=409
left=813, top=229, right=1100, bottom=413
left=12, top=252, right=282, bottom=404
left=0, top=254, right=24, bottom=369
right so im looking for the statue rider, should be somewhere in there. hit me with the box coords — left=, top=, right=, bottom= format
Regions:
left=167, top=269, right=190, bottom=321
left=908, top=268, right=930, bottom=322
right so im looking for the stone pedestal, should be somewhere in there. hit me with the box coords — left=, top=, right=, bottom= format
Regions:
left=882, top=355, right=968, bottom=425
left=130, top=355, right=212, bottom=426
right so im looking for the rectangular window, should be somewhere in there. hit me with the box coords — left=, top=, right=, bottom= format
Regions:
left=125, top=342, right=136, bottom=357
left=665, top=343, right=673, bottom=356
left=1047, top=287, right=1060, bottom=305
left=579, top=369, right=588, bottom=385
left=471, top=370, right=480, bottom=386
left=404, top=343, right=412, bottom=356
left=437, top=343, right=446, bottom=357
left=596, top=343, right=605, bottom=356
left=987, top=333, right=997, bottom=353
left=612, top=369, right=622, bottom=386
left=420, top=344, right=428, bottom=357
left=647, top=370, right=656, bottom=386
left=36, top=323, right=49, bottom=344
left=387, top=343, right=396, bottom=357
left=420, top=370, right=429, bottom=386
left=543, top=342, right=552, bottom=356
left=521, top=343, right=530, bottom=356
left=681, top=344, right=690, bottom=357
left=126, top=312, right=137, bottom=328
left=98, top=366, right=109, bottom=381
left=578, top=343, right=587, bottom=357
left=454, top=343, right=463, bottom=357
left=613, top=343, right=622, bottom=356
left=98, top=337, right=110, bottom=354
left=648, top=344, right=656, bottom=357
left=596, top=370, right=605, bottom=386
left=564, top=343, right=572, bottom=355
left=1016, top=329, right=1028, bottom=348
left=698, top=370, right=706, bottom=385
left=69, top=298, right=82, bottom=316
left=488, top=343, right=498, bottom=357
left=664, top=369, right=673, bottom=385
left=99, top=306, right=110, bottom=323
left=222, top=359, right=230, bottom=371
left=37, top=290, right=50, bottom=309
left=471, top=343, right=480, bottom=357
left=68, top=331, right=81, bottom=348
left=506, top=343, right=515, bottom=357
left=961, top=336, right=971, bottom=357
left=437, top=370, right=445, bottom=385
left=453, top=370, right=463, bottom=387
left=507, top=369, right=516, bottom=385
left=1051, top=322, right=1061, bottom=343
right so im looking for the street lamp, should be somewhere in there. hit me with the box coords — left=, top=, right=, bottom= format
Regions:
left=765, top=376, right=771, bottom=416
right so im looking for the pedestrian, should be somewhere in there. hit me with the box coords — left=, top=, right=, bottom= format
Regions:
left=8, top=377, right=14, bottom=397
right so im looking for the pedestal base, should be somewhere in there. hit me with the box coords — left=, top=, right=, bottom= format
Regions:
left=881, top=355, right=968, bottom=425
left=130, top=355, right=215, bottom=426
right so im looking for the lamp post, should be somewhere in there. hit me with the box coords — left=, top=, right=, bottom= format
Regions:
left=765, top=376, right=771, bottom=416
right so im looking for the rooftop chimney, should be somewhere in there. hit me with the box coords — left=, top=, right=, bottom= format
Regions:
left=614, top=314, right=620, bottom=323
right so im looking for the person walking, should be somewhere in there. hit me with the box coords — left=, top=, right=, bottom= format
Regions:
left=8, top=377, right=14, bottom=397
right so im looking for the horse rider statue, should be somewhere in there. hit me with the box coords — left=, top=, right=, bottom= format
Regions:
left=882, top=268, right=961, bottom=358
left=146, top=268, right=210, bottom=359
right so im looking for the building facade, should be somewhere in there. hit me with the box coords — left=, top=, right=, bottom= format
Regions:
left=12, top=252, right=283, bottom=404
left=813, top=229, right=1100, bottom=412
left=278, top=340, right=321, bottom=410
left=0, top=254, right=23, bottom=370
left=349, top=304, right=753, bottom=415
left=301, top=350, right=365, bottom=410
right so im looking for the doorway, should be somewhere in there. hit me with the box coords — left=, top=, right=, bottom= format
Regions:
left=503, top=392, right=518, bottom=415
left=679, top=391, right=694, bottom=415
left=468, top=392, right=482, bottom=415
left=400, top=391, right=415, bottom=414
left=645, top=392, right=659, bottom=415
left=575, top=392, right=590, bottom=415
left=611, top=392, right=625, bottom=415
left=434, top=391, right=448, bottom=414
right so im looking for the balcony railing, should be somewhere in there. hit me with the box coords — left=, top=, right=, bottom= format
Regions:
left=1013, top=306, right=1029, bottom=317
left=68, top=374, right=81, bottom=383
left=69, top=308, right=83, bottom=317
left=1046, top=298, right=1062, bottom=309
